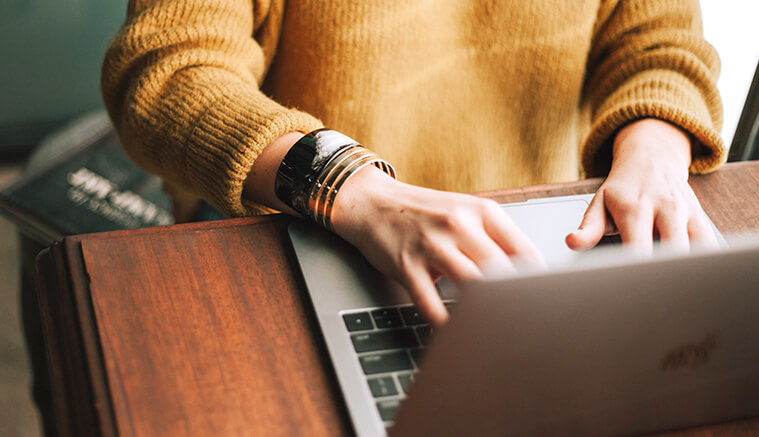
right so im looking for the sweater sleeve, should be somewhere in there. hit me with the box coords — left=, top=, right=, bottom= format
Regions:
left=581, top=0, right=724, bottom=178
left=101, top=0, right=323, bottom=217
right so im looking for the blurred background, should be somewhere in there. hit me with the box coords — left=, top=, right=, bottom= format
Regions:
left=0, top=2, right=125, bottom=436
left=0, top=2, right=124, bottom=156
left=0, top=1, right=758, bottom=436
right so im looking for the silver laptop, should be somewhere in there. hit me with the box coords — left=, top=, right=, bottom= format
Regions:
left=392, top=235, right=759, bottom=436
left=287, top=195, right=754, bottom=436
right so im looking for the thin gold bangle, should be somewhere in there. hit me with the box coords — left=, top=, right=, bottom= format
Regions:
left=312, top=150, right=377, bottom=227
left=304, top=145, right=396, bottom=231
left=322, top=158, right=389, bottom=231
left=308, top=147, right=365, bottom=221
left=316, top=154, right=378, bottom=228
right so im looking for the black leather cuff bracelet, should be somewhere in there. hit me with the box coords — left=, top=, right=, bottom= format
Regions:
left=275, top=129, right=358, bottom=216
left=275, top=129, right=396, bottom=228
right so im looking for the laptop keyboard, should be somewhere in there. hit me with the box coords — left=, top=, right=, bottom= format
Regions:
left=342, top=302, right=454, bottom=429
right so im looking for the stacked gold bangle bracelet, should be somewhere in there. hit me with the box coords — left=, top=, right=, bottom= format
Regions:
left=275, top=129, right=396, bottom=232
left=307, top=146, right=396, bottom=231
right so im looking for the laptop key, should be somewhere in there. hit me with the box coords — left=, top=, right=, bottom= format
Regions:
left=360, top=351, right=414, bottom=375
left=399, top=306, right=425, bottom=325
left=397, top=373, right=415, bottom=394
left=343, top=312, right=374, bottom=332
left=371, top=308, right=403, bottom=329
left=409, top=348, right=424, bottom=367
left=367, top=376, right=398, bottom=397
left=377, top=399, right=402, bottom=421
left=351, top=328, right=419, bottom=353
left=416, top=325, right=435, bottom=346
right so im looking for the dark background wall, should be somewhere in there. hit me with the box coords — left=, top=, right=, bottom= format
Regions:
left=0, top=1, right=125, bottom=155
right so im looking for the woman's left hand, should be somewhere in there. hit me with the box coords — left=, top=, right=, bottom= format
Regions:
left=566, top=118, right=719, bottom=253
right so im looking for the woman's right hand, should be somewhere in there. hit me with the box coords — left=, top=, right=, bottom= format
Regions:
left=331, top=166, right=544, bottom=327
left=243, top=132, right=543, bottom=327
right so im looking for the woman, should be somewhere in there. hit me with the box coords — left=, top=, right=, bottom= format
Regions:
left=102, top=0, right=724, bottom=326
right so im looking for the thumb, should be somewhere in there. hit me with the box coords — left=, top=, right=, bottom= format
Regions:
left=566, top=191, right=612, bottom=251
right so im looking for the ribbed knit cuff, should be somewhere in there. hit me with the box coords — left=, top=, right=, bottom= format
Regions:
left=184, top=89, right=323, bottom=217
left=581, top=70, right=725, bottom=178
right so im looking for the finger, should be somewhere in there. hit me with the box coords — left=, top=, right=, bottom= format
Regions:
left=654, top=207, right=690, bottom=253
left=613, top=202, right=654, bottom=255
left=687, top=211, right=720, bottom=249
left=481, top=204, right=545, bottom=267
left=402, top=266, right=449, bottom=327
left=566, top=191, right=614, bottom=251
left=428, top=243, right=484, bottom=284
left=458, top=228, right=517, bottom=276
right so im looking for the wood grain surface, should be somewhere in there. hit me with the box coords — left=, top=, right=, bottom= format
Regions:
left=36, top=162, right=759, bottom=436
left=79, top=217, right=351, bottom=437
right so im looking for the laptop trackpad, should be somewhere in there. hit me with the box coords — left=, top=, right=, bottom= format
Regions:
left=502, top=198, right=590, bottom=268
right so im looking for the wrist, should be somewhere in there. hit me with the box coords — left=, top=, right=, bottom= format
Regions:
left=242, top=131, right=305, bottom=215
left=612, top=119, right=692, bottom=173
left=331, top=165, right=399, bottom=237
left=272, top=129, right=396, bottom=230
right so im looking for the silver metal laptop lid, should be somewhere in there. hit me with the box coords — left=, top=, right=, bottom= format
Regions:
left=393, top=236, right=759, bottom=436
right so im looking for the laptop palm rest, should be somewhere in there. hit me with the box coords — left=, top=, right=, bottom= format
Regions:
left=288, top=195, right=593, bottom=315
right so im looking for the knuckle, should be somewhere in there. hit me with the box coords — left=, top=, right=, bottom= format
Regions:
left=656, top=192, right=681, bottom=213
left=398, top=251, right=414, bottom=276
left=480, top=198, right=504, bottom=218
left=417, top=231, right=438, bottom=253
left=441, top=207, right=471, bottom=232
left=609, top=196, right=639, bottom=215
left=417, top=232, right=450, bottom=261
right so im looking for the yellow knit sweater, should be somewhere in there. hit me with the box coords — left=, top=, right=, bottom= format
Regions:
left=102, top=0, right=724, bottom=217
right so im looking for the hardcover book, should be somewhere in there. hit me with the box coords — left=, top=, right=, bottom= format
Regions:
left=0, top=111, right=174, bottom=246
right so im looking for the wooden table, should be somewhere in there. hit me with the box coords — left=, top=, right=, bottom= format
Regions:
left=36, top=161, right=759, bottom=437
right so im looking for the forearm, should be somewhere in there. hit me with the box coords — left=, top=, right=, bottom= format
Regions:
left=581, top=0, right=723, bottom=178
left=102, top=0, right=322, bottom=217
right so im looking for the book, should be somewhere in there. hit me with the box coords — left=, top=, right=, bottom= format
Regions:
left=0, top=111, right=174, bottom=246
